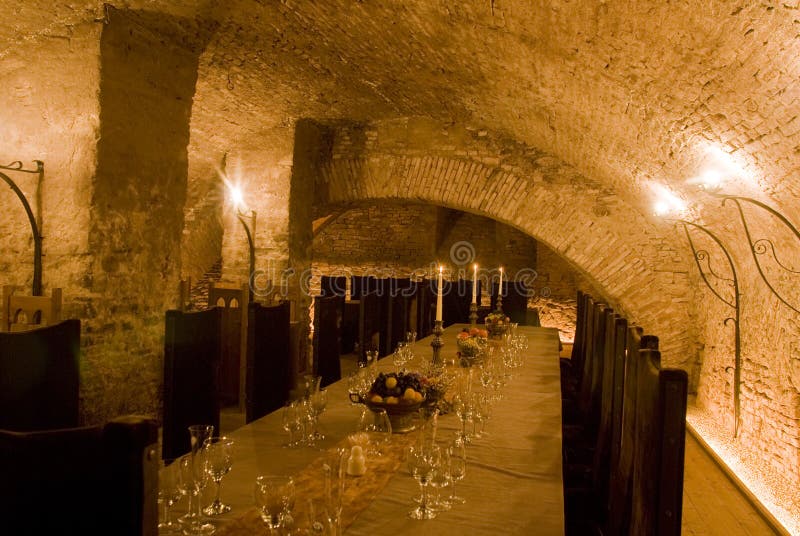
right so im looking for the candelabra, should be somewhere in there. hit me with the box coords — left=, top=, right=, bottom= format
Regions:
left=0, top=161, right=44, bottom=296
left=469, top=302, right=478, bottom=327
left=676, top=218, right=742, bottom=437
left=430, top=320, right=444, bottom=367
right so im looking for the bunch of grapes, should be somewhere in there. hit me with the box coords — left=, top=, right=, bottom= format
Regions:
left=369, top=371, right=426, bottom=398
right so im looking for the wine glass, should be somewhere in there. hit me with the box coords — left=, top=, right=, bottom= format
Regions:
left=452, top=392, right=473, bottom=445
left=393, top=342, right=410, bottom=371
left=254, top=475, right=295, bottom=535
left=448, top=440, right=467, bottom=504
left=309, top=388, right=328, bottom=441
left=429, top=445, right=452, bottom=512
left=180, top=425, right=215, bottom=533
left=305, top=497, right=330, bottom=535
left=405, top=331, right=417, bottom=344
left=364, top=349, right=379, bottom=372
left=179, top=449, right=215, bottom=535
left=158, top=458, right=184, bottom=534
left=407, top=443, right=439, bottom=520
left=281, top=401, right=299, bottom=447
left=202, top=436, right=235, bottom=516
left=357, top=407, right=392, bottom=455
left=188, top=424, right=215, bottom=456
left=324, top=449, right=347, bottom=536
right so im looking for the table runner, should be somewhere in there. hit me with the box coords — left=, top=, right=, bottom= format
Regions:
left=215, top=433, right=418, bottom=535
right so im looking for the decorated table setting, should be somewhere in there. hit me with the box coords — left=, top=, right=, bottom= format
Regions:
left=160, top=321, right=564, bottom=536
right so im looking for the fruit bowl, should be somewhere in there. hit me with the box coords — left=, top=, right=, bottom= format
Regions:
left=363, top=398, right=423, bottom=433
left=360, top=371, right=429, bottom=433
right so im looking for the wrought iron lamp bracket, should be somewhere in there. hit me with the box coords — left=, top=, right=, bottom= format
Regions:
left=719, top=195, right=800, bottom=315
left=236, top=209, right=256, bottom=300
left=677, top=219, right=742, bottom=437
left=0, top=160, right=44, bottom=296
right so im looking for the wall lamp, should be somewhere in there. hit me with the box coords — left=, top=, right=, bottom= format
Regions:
left=227, top=183, right=256, bottom=301
left=0, top=160, right=44, bottom=296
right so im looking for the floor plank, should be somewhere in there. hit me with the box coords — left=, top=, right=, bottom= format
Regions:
left=682, top=432, right=778, bottom=536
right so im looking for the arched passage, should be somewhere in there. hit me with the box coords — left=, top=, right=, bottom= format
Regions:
left=310, top=118, right=697, bottom=374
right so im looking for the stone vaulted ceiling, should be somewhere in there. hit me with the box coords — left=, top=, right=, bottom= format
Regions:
left=6, top=0, right=800, bottom=219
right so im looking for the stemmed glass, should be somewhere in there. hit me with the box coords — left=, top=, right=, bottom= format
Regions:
left=364, top=349, right=379, bottom=373
left=357, top=407, right=392, bottom=455
left=448, top=440, right=467, bottom=505
left=405, top=331, right=417, bottom=344
left=324, top=448, right=347, bottom=536
left=180, top=425, right=215, bottom=534
left=254, top=475, right=295, bottom=535
left=158, top=458, right=184, bottom=534
left=394, top=342, right=411, bottom=372
left=429, top=446, right=452, bottom=512
left=202, top=436, right=235, bottom=516
left=452, top=392, right=473, bottom=445
left=309, top=388, right=328, bottom=441
left=407, top=443, right=439, bottom=520
left=281, top=401, right=300, bottom=448
left=179, top=449, right=215, bottom=535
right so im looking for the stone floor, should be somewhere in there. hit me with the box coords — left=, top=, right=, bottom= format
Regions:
left=218, top=353, right=781, bottom=536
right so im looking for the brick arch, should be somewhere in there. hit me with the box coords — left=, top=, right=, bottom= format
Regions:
left=316, top=146, right=695, bottom=372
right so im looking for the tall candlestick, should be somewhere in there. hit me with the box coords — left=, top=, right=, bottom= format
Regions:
left=436, top=266, right=443, bottom=322
left=472, top=264, right=478, bottom=304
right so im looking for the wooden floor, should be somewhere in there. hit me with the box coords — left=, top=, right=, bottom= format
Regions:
left=682, top=432, right=777, bottom=536
left=220, top=354, right=780, bottom=536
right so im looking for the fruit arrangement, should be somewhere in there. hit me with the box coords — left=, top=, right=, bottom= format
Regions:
left=366, top=371, right=426, bottom=405
left=456, top=327, right=488, bottom=358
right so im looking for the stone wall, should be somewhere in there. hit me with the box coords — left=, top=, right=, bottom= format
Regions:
left=0, top=20, right=100, bottom=320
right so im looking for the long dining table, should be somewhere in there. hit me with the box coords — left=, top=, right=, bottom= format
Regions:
left=165, top=324, right=564, bottom=535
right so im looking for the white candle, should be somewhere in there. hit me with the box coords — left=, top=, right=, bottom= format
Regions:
left=436, top=266, right=443, bottom=322
left=499, top=267, right=503, bottom=296
left=472, top=264, right=478, bottom=304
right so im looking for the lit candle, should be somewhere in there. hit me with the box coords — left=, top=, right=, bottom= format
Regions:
left=472, top=264, right=478, bottom=304
left=436, top=266, right=443, bottom=322
left=499, top=267, right=503, bottom=296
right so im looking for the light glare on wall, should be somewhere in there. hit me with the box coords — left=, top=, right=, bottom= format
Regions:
left=650, top=183, right=686, bottom=216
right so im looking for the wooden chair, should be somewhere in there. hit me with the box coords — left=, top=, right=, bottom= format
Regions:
left=320, top=275, right=347, bottom=297
left=313, top=295, right=342, bottom=388
left=246, top=301, right=291, bottom=423
left=560, top=290, right=585, bottom=398
left=607, top=329, right=658, bottom=535
left=490, top=281, right=529, bottom=324
left=2, top=285, right=62, bottom=332
left=162, top=307, right=221, bottom=461
left=0, top=415, right=158, bottom=536
left=0, top=318, right=80, bottom=431
left=629, top=349, right=688, bottom=536
left=208, top=282, right=249, bottom=409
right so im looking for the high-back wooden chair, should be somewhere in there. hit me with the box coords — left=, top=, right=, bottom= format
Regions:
left=246, top=301, right=291, bottom=423
left=2, top=285, right=62, bottom=332
left=207, top=282, right=249, bottom=408
left=161, top=307, right=221, bottom=461
left=630, top=349, right=688, bottom=536
left=0, top=415, right=158, bottom=536
left=0, top=318, right=80, bottom=431
left=607, top=328, right=659, bottom=535
left=313, top=295, right=342, bottom=388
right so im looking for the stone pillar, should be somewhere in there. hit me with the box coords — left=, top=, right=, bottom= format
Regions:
left=82, top=7, right=213, bottom=423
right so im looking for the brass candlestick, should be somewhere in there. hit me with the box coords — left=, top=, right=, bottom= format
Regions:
left=469, top=302, right=478, bottom=327
left=430, top=320, right=444, bottom=367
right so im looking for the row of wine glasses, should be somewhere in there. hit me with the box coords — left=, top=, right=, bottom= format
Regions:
left=282, top=387, right=329, bottom=449
left=159, top=425, right=235, bottom=535
left=405, top=432, right=468, bottom=520
left=254, top=448, right=349, bottom=536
